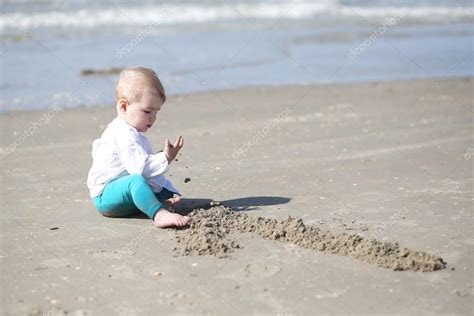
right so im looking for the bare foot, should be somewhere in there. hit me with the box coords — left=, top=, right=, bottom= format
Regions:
left=165, top=196, right=181, bottom=208
left=153, top=209, right=189, bottom=228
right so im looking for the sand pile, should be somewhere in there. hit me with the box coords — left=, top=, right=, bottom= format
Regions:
left=173, top=204, right=446, bottom=272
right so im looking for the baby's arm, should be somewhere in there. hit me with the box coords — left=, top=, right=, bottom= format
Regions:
left=116, top=134, right=169, bottom=178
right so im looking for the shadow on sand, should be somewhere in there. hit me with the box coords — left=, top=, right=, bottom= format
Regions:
left=177, top=196, right=291, bottom=214
left=128, top=196, right=291, bottom=218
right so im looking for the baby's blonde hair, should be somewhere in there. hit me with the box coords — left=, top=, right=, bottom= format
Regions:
left=115, top=67, right=166, bottom=104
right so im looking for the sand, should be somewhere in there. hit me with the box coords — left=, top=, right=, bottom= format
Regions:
left=174, top=203, right=445, bottom=272
left=1, top=78, right=473, bottom=315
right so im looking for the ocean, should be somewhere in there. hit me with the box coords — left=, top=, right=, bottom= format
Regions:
left=1, top=0, right=473, bottom=111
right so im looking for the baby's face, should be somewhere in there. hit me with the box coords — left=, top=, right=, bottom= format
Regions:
left=124, top=92, right=163, bottom=133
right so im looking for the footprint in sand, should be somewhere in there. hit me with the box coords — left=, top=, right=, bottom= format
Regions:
left=38, top=258, right=72, bottom=269
left=89, top=250, right=135, bottom=259
left=244, top=263, right=281, bottom=278
left=107, top=265, right=137, bottom=280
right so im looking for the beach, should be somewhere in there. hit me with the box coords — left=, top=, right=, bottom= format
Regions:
left=1, top=78, right=473, bottom=315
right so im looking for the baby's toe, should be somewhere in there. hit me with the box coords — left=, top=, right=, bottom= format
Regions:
left=179, top=217, right=189, bottom=226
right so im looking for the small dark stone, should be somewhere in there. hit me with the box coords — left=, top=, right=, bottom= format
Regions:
left=49, top=227, right=59, bottom=230
left=184, top=178, right=191, bottom=183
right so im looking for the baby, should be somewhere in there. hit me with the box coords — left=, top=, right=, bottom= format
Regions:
left=87, top=67, right=189, bottom=228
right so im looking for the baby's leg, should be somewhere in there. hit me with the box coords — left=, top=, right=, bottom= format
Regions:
left=93, top=174, right=188, bottom=228
left=93, top=180, right=141, bottom=218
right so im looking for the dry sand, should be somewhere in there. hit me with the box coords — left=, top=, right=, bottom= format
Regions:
left=1, top=78, right=473, bottom=315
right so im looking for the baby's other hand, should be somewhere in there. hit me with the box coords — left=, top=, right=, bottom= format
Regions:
left=164, top=135, right=184, bottom=163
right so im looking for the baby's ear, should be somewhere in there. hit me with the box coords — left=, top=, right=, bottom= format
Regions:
left=117, top=99, right=128, bottom=113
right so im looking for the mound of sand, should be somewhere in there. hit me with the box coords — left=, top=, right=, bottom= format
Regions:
left=174, top=204, right=446, bottom=272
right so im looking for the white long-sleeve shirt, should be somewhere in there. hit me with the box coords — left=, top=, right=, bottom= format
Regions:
left=87, top=117, right=179, bottom=198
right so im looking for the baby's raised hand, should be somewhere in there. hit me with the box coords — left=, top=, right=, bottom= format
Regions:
left=163, top=135, right=184, bottom=163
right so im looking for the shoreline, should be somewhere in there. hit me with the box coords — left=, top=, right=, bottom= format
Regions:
left=1, top=75, right=472, bottom=114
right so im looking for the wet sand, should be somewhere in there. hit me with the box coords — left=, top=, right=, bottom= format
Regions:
left=174, top=204, right=445, bottom=272
left=1, top=78, right=473, bottom=315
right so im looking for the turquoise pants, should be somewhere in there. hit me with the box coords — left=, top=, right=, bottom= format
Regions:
left=92, top=174, right=175, bottom=219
